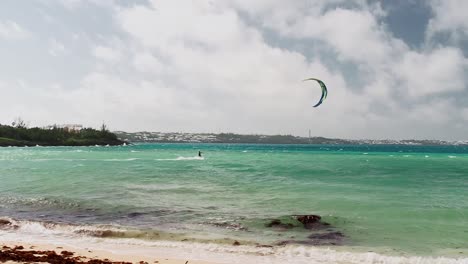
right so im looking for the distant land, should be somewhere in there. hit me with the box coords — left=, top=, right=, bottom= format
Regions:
left=114, top=131, right=468, bottom=146
left=0, top=123, right=125, bottom=147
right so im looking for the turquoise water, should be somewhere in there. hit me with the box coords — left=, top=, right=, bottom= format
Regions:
left=1, top=143, right=468, bottom=257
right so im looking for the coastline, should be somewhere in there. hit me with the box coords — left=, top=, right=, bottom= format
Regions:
left=0, top=241, right=218, bottom=264
left=1, top=232, right=468, bottom=264
left=0, top=140, right=126, bottom=147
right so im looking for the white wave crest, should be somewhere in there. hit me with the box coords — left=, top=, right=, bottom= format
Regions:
left=155, top=156, right=204, bottom=161
left=103, top=158, right=139, bottom=161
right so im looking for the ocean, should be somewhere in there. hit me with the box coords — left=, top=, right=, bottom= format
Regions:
left=1, top=143, right=467, bottom=263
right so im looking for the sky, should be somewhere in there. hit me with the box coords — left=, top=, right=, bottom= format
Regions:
left=1, top=0, right=468, bottom=140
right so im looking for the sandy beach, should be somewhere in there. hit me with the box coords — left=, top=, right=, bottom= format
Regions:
left=0, top=241, right=219, bottom=264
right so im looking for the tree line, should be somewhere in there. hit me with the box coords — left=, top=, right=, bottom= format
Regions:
left=0, top=120, right=124, bottom=146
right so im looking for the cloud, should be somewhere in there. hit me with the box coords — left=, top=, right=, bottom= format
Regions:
left=396, top=47, right=467, bottom=97
left=93, top=45, right=122, bottom=62
left=57, top=0, right=117, bottom=9
left=43, top=0, right=461, bottom=139
left=133, top=52, right=164, bottom=73
left=427, top=0, right=468, bottom=41
left=100, top=1, right=379, bottom=136
left=1, top=0, right=468, bottom=140
left=0, top=20, right=30, bottom=40
left=49, top=39, right=66, bottom=56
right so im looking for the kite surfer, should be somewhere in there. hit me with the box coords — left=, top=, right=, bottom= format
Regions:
left=198, top=151, right=202, bottom=157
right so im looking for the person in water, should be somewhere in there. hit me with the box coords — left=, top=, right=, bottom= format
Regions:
left=198, top=151, right=202, bottom=157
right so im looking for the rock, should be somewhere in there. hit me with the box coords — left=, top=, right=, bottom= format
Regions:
left=0, top=219, right=11, bottom=226
left=275, top=230, right=345, bottom=246
left=265, top=219, right=295, bottom=230
left=255, top=244, right=273, bottom=248
left=307, top=231, right=345, bottom=245
left=276, top=240, right=294, bottom=246
left=308, top=231, right=344, bottom=240
left=265, top=219, right=281, bottom=227
left=0, top=219, right=18, bottom=229
left=296, top=215, right=321, bottom=224
left=61, top=251, right=74, bottom=256
left=294, top=215, right=330, bottom=229
left=233, top=241, right=240, bottom=246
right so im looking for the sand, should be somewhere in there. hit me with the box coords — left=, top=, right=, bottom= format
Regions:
left=0, top=241, right=220, bottom=264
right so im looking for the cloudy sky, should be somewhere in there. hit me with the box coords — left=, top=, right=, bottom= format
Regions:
left=1, top=0, right=468, bottom=140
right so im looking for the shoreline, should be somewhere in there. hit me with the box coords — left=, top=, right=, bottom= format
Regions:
left=0, top=141, right=127, bottom=147
left=1, top=234, right=468, bottom=264
left=0, top=241, right=219, bottom=264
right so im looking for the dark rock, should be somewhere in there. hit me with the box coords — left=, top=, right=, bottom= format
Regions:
left=233, top=241, right=240, bottom=246
left=276, top=231, right=345, bottom=246
left=307, top=231, right=345, bottom=245
left=127, top=212, right=147, bottom=218
left=61, top=250, right=74, bottom=256
left=294, top=215, right=330, bottom=229
left=255, top=244, right=273, bottom=248
left=0, top=245, right=135, bottom=263
left=265, top=219, right=281, bottom=227
left=308, top=231, right=344, bottom=240
left=265, top=219, right=295, bottom=230
left=296, top=215, right=320, bottom=225
left=276, top=240, right=294, bottom=246
left=0, top=219, right=11, bottom=226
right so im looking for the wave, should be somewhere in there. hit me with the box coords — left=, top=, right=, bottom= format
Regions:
left=0, top=196, right=80, bottom=209
left=26, top=158, right=139, bottom=162
left=1, top=217, right=467, bottom=264
left=0, top=217, right=127, bottom=237
left=31, top=158, right=89, bottom=162
left=155, top=156, right=204, bottom=161
left=102, top=158, right=139, bottom=161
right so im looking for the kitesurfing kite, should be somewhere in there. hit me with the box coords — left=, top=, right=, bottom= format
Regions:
left=303, top=78, right=328, bottom=107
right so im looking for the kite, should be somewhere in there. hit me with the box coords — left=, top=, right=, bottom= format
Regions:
left=303, top=78, right=328, bottom=107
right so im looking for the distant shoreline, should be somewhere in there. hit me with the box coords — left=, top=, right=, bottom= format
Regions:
left=114, top=131, right=468, bottom=146
left=0, top=124, right=126, bottom=147
left=0, top=139, right=126, bottom=147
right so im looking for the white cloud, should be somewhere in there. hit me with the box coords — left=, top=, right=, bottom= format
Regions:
left=48, top=39, right=66, bottom=56
left=0, top=20, right=30, bottom=40
left=107, top=0, right=374, bottom=136
left=57, top=0, right=117, bottom=9
left=42, top=0, right=461, bottom=139
left=133, top=53, right=164, bottom=73
left=1, top=0, right=468, bottom=139
left=461, top=108, right=468, bottom=121
left=396, top=47, right=467, bottom=97
left=427, top=0, right=468, bottom=40
left=93, top=45, right=122, bottom=62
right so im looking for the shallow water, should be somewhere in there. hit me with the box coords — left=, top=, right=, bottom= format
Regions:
left=1, top=143, right=468, bottom=259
